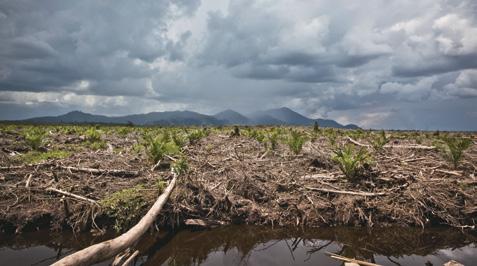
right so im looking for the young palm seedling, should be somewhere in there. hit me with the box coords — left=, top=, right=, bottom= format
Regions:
left=326, top=129, right=338, bottom=147
left=287, top=130, right=306, bottom=155
left=84, top=127, right=106, bottom=149
left=370, top=130, right=390, bottom=152
left=85, top=127, right=102, bottom=142
left=333, top=144, right=372, bottom=181
left=146, top=134, right=180, bottom=164
left=267, top=130, right=279, bottom=150
left=24, top=127, right=45, bottom=151
left=172, top=157, right=189, bottom=176
left=438, top=136, right=472, bottom=169
left=187, top=129, right=208, bottom=144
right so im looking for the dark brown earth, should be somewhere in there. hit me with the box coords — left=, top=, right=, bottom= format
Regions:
left=0, top=125, right=476, bottom=234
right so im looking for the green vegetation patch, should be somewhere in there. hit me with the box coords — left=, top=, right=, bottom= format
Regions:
left=99, top=180, right=166, bottom=232
left=20, top=150, right=71, bottom=164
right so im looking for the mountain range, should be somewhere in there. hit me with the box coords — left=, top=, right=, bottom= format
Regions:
left=15, top=107, right=359, bottom=129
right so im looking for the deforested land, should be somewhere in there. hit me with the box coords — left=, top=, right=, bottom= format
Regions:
left=0, top=124, right=476, bottom=234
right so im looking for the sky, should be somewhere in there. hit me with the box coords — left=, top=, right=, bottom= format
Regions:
left=0, top=0, right=476, bottom=130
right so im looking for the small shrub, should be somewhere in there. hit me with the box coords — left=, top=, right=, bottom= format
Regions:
left=333, top=144, right=371, bottom=181
left=287, top=130, right=305, bottom=154
left=439, top=136, right=472, bottom=169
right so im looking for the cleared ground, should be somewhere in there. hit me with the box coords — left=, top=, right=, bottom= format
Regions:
left=0, top=124, right=476, bottom=233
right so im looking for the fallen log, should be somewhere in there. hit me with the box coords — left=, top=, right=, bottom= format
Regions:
left=57, top=165, right=139, bottom=177
left=51, top=176, right=177, bottom=266
left=305, top=186, right=386, bottom=197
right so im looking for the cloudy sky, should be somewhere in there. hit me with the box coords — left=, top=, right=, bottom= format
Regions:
left=1, top=0, right=476, bottom=130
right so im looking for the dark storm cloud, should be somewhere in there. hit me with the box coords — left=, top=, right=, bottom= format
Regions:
left=198, top=4, right=391, bottom=83
left=1, top=0, right=477, bottom=130
left=392, top=55, right=477, bottom=77
left=0, top=0, right=200, bottom=96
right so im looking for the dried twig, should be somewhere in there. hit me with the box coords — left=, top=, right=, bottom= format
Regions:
left=25, top=174, right=33, bottom=188
left=346, top=137, right=370, bottom=147
left=46, top=187, right=98, bottom=205
left=305, top=186, right=386, bottom=197
left=57, top=165, right=139, bottom=177
left=435, top=169, right=463, bottom=177
left=325, top=252, right=382, bottom=266
left=346, top=136, right=435, bottom=150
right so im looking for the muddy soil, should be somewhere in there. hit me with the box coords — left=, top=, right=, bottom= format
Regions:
left=0, top=125, right=476, bottom=233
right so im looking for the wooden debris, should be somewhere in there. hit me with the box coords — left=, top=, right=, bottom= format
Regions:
left=346, top=137, right=370, bottom=147
left=121, top=250, right=139, bottom=266
left=57, top=165, right=139, bottom=177
left=25, top=174, right=33, bottom=188
left=185, top=219, right=209, bottom=227
left=185, top=218, right=223, bottom=228
left=435, top=169, right=463, bottom=177
left=325, top=252, right=382, bottom=266
left=46, top=187, right=98, bottom=205
left=305, top=187, right=386, bottom=197
left=346, top=136, right=436, bottom=150
left=443, top=260, right=464, bottom=266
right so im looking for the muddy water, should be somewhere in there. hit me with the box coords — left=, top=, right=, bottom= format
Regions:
left=1, top=226, right=476, bottom=266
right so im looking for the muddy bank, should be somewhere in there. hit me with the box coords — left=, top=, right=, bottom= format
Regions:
left=0, top=125, right=476, bottom=233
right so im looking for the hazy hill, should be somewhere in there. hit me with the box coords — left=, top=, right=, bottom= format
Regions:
left=18, top=108, right=359, bottom=128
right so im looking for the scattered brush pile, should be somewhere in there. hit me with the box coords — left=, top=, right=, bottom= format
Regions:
left=0, top=125, right=476, bottom=234
left=164, top=133, right=476, bottom=229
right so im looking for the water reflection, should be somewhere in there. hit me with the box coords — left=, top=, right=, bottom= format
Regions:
left=0, top=226, right=476, bottom=265
left=142, top=226, right=477, bottom=266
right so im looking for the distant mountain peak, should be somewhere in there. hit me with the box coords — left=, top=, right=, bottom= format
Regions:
left=214, top=109, right=251, bottom=125
left=215, top=109, right=240, bottom=115
left=273, top=107, right=294, bottom=112
left=65, top=110, right=86, bottom=115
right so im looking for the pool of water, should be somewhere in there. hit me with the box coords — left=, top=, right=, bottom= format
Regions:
left=1, top=226, right=476, bottom=265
